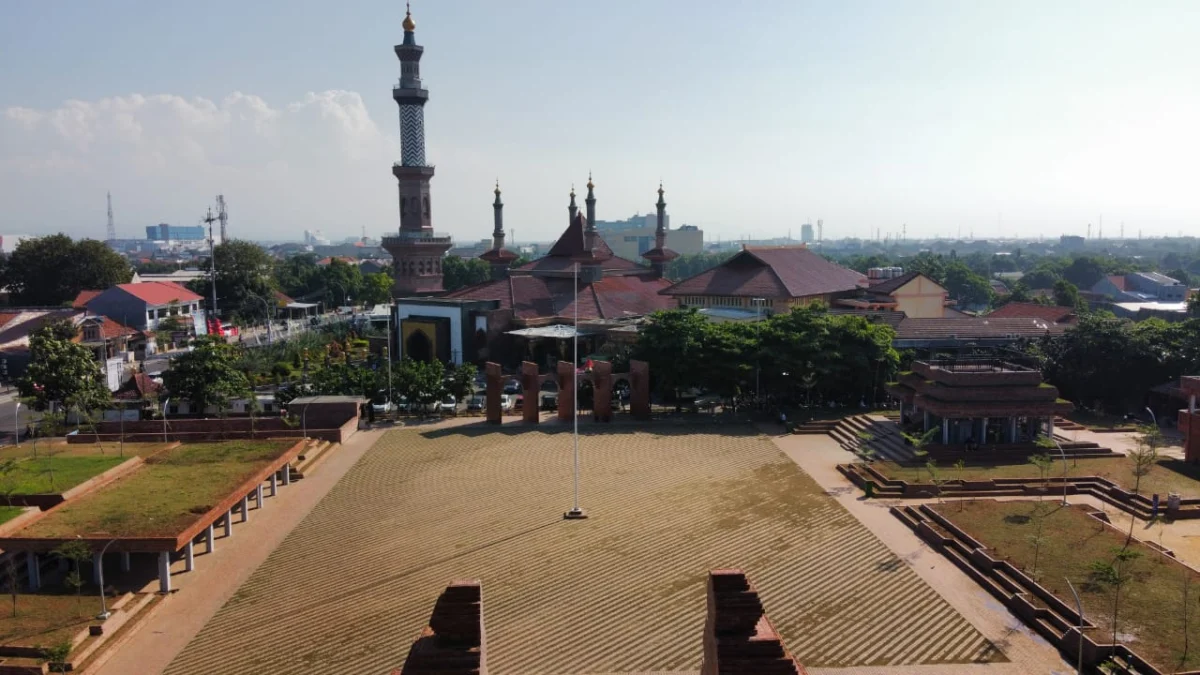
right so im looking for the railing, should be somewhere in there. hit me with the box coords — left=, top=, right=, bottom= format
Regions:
left=382, top=233, right=452, bottom=245
left=921, top=356, right=1038, bottom=373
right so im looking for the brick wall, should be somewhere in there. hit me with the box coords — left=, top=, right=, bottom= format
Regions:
left=398, top=580, right=487, bottom=675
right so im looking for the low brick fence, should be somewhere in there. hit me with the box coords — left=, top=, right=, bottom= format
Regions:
left=69, top=413, right=359, bottom=444
left=839, top=462, right=1200, bottom=520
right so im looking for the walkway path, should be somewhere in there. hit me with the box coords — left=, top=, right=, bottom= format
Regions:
left=769, top=427, right=1075, bottom=675
left=87, top=429, right=386, bottom=675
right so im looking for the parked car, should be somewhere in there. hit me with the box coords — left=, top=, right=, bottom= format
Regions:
left=541, top=392, right=558, bottom=410
left=467, top=396, right=484, bottom=411
left=503, top=379, right=522, bottom=394
left=500, top=394, right=515, bottom=411
left=513, top=394, right=524, bottom=411
left=371, top=398, right=395, bottom=415
left=439, top=395, right=458, bottom=414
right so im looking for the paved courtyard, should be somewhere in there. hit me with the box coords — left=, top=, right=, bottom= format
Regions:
left=164, top=424, right=1002, bottom=674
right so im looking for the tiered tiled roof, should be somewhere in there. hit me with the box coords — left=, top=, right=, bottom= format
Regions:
left=116, top=281, right=202, bottom=305
left=444, top=214, right=673, bottom=325
left=662, top=246, right=866, bottom=299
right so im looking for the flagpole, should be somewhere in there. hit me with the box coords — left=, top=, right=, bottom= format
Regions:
left=565, top=262, right=586, bottom=519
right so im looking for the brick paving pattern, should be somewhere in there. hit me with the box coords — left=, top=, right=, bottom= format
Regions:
left=165, top=425, right=1001, bottom=674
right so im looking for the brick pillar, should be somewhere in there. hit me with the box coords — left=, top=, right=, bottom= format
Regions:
left=701, top=569, right=807, bottom=675
left=521, top=362, right=539, bottom=425
left=629, top=359, right=650, bottom=420
left=485, top=362, right=502, bottom=425
left=556, top=361, right=575, bottom=422
left=593, top=361, right=613, bottom=422
left=1182, top=409, right=1200, bottom=464
left=398, top=579, right=488, bottom=675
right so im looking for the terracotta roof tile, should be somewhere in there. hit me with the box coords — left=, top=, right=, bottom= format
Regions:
left=895, top=317, right=1069, bottom=340
left=664, top=246, right=864, bottom=299
left=986, top=302, right=1077, bottom=323
left=865, top=271, right=922, bottom=295
left=116, top=281, right=203, bottom=305
left=73, top=290, right=102, bottom=309
left=445, top=273, right=673, bottom=322
left=1107, top=275, right=1127, bottom=290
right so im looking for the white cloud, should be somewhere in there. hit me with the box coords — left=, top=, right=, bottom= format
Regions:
left=0, top=92, right=400, bottom=239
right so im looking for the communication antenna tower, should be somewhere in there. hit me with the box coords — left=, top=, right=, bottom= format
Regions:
left=203, top=207, right=219, bottom=317
left=216, top=195, right=229, bottom=243
left=106, top=192, right=116, bottom=241
left=902, top=223, right=907, bottom=241
left=817, top=219, right=823, bottom=243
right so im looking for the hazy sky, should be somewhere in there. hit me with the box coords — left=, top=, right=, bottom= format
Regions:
left=2, top=0, right=1198, bottom=244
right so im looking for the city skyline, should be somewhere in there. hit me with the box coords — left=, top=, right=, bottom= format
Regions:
left=2, top=0, right=1198, bottom=243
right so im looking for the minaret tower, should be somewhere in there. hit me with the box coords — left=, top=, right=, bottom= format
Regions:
left=382, top=4, right=453, bottom=296
left=568, top=185, right=578, bottom=225
left=641, top=182, right=679, bottom=279
left=573, top=174, right=609, bottom=283
left=479, top=181, right=518, bottom=279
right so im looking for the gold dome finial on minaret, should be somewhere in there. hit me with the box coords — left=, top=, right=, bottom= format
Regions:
left=586, top=172, right=594, bottom=190
left=403, top=3, right=416, bottom=31
left=494, top=179, right=501, bottom=195
left=570, top=183, right=575, bottom=198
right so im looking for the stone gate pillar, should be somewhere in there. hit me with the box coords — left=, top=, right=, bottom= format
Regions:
left=556, top=361, right=575, bottom=422
left=485, top=362, right=502, bottom=425
left=630, top=359, right=650, bottom=420
left=521, top=361, right=539, bottom=425
left=593, top=361, right=613, bottom=422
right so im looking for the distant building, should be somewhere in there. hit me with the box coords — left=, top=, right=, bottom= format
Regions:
left=0, top=235, right=31, bottom=254
left=1091, top=273, right=1187, bottom=302
left=1059, top=235, right=1085, bottom=250
left=986, top=302, right=1078, bottom=325
left=836, top=271, right=955, bottom=318
left=800, top=223, right=814, bottom=243
left=145, top=224, right=206, bottom=241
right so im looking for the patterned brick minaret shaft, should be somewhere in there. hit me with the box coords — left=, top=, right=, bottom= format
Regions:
left=384, top=3, right=453, bottom=295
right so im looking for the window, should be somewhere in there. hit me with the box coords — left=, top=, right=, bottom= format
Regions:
left=147, top=311, right=154, bottom=322
left=183, top=304, right=191, bottom=314
left=169, top=404, right=179, bottom=415
left=83, top=326, right=99, bottom=341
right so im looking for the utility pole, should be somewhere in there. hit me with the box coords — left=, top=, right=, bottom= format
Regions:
left=204, top=207, right=219, bottom=320
left=106, top=192, right=116, bottom=241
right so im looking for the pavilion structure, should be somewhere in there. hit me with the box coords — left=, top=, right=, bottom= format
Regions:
left=1182, top=376, right=1200, bottom=463
left=887, top=355, right=1074, bottom=446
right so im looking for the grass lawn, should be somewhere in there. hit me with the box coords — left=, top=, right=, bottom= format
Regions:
left=0, top=456, right=126, bottom=495
left=0, top=506, right=25, bottom=525
left=1066, top=410, right=1138, bottom=430
left=20, top=440, right=294, bottom=539
left=930, top=500, right=1200, bottom=672
left=0, top=590, right=100, bottom=647
left=875, top=454, right=1200, bottom=498
left=0, top=442, right=174, bottom=461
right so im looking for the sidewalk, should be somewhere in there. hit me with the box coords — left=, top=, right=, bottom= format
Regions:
left=768, top=428, right=1075, bottom=675
left=86, top=428, right=386, bottom=675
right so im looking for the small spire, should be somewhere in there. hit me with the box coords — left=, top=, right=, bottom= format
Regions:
left=570, top=183, right=575, bottom=198
left=403, top=2, right=416, bottom=32
left=586, top=171, right=594, bottom=190
left=494, top=179, right=501, bottom=196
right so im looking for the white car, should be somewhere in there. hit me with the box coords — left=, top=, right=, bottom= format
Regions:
left=499, top=394, right=515, bottom=411
left=371, top=399, right=395, bottom=414
left=439, top=395, right=457, bottom=413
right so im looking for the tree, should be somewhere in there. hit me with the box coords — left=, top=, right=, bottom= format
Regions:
left=1027, top=453, right=1055, bottom=500
left=39, top=640, right=73, bottom=674
left=273, top=253, right=322, bottom=299
left=902, top=428, right=939, bottom=482
left=319, top=258, right=364, bottom=308
left=191, top=240, right=275, bottom=323
left=953, top=459, right=966, bottom=511
left=1022, top=266, right=1062, bottom=290
left=1006, top=280, right=1032, bottom=304
left=1062, top=256, right=1106, bottom=290
left=1027, top=500, right=1050, bottom=578
left=632, top=308, right=708, bottom=408
left=445, top=363, right=477, bottom=403
left=1053, top=279, right=1083, bottom=310
left=18, top=321, right=111, bottom=420
left=1189, top=292, right=1200, bottom=318
left=926, top=459, right=944, bottom=504
left=442, top=256, right=490, bottom=292
left=1089, top=547, right=1142, bottom=650
left=52, top=540, right=91, bottom=615
left=162, top=336, right=252, bottom=414
left=359, top=272, right=393, bottom=306
left=1, top=234, right=132, bottom=306
left=943, top=262, right=994, bottom=308
left=394, top=358, right=445, bottom=410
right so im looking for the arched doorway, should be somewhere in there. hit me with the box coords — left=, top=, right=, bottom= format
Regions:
left=406, top=329, right=434, bottom=363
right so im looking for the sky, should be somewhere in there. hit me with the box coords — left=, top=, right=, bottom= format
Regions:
left=2, top=0, right=1199, bottom=244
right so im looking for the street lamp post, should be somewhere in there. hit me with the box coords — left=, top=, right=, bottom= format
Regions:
left=162, top=398, right=170, bottom=443
left=1146, top=406, right=1158, bottom=429
left=753, top=298, right=766, bottom=408
left=251, top=295, right=273, bottom=345
left=13, top=400, right=19, bottom=448
left=565, top=263, right=585, bottom=520
left=1065, top=577, right=1084, bottom=674
left=91, top=538, right=118, bottom=620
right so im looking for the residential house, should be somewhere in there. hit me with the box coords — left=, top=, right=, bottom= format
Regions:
left=76, top=315, right=142, bottom=390
left=986, top=302, right=1078, bottom=325
left=84, top=282, right=207, bottom=351
left=1091, top=273, right=1188, bottom=303
left=835, top=271, right=956, bottom=318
